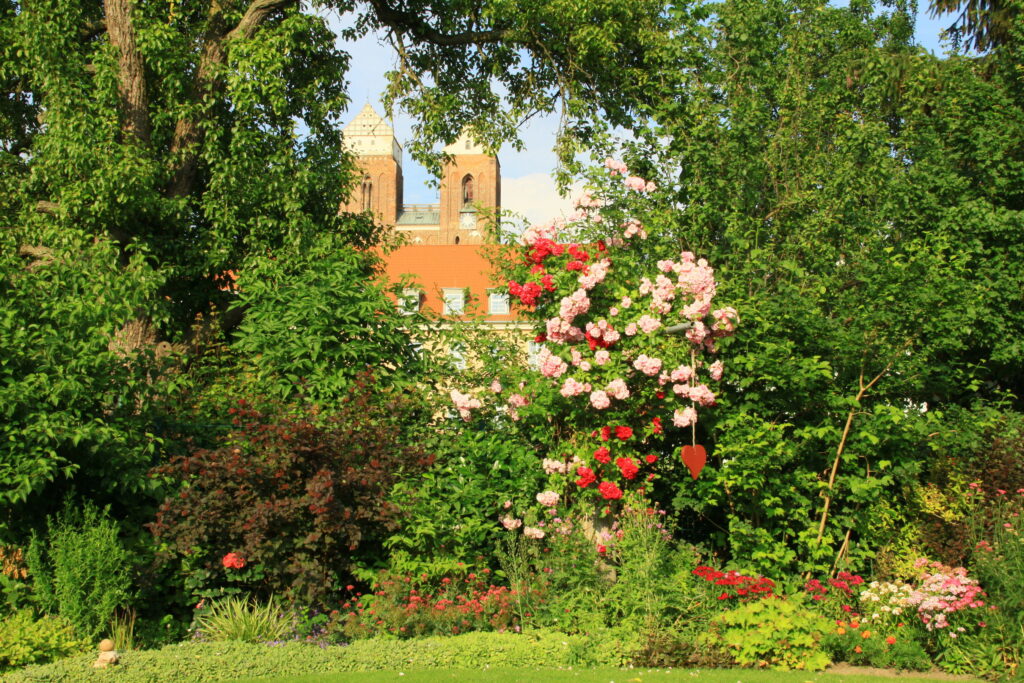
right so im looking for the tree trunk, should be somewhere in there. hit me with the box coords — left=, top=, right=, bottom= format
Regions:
left=104, top=0, right=150, bottom=144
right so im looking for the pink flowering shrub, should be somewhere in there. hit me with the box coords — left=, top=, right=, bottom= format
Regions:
left=450, top=159, right=739, bottom=536
left=905, top=559, right=987, bottom=633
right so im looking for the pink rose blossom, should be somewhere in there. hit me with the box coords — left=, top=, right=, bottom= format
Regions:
left=604, top=157, right=629, bottom=176
left=595, top=349, right=611, bottom=366
left=624, top=175, right=648, bottom=192
left=673, top=407, right=697, bottom=428
left=709, top=360, right=724, bottom=381
left=523, top=526, right=546, bottom=540
left=637, top=315, right=662, bottom=333
left=501, top=516, right=522, bottom=530
left=590, top=390, right=611, bottom=410
left=542, top=458, right=567, bottom=474
left=536, top=491, right=560, bottom=507
left=560, top=377, right=590, bottom=398
left=538, top=347, right=569, bottom=378
left=686, top=320, right=708, bottom=344
left=632, top=354, right=663, bottom=376
left=450, top=390, right=482, bottom=421
left=670, top=365, right=694, bottom=382
left=606, top=378, right=630, bottom=400
left=688, top=384, right=717, bottom=406
left=625, top=323, right=638, bottom=336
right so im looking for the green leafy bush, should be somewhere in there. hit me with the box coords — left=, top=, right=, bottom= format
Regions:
left=231, top=233, right=420, bottom=406
left=193, top=596, right=291, bottom=643
left=821, top=622, right=931, bottom=672
left=149, top=377, right=434, bottom=607
left=710, top=598, right=832, bottom=671
left=0, top=609, right=85, bottom=672
left=0, top=232, right=166, bottom=529
left=26, top=502, right=132, bottom=640
left=383, top=428, right=543, bottom=578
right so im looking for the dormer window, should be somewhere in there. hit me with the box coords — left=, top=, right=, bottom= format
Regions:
left=442, top=288, right=466, bottom=315
left=398, top=288, right=420, bottom=315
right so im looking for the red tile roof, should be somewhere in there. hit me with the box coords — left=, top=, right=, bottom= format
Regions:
left=383, top=245, right=518, bottom=321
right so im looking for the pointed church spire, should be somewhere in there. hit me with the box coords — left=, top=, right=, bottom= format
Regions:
left=342, top=104, right=401, bottom=163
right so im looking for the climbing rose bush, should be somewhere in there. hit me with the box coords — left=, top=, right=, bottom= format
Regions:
left=454, top=159, right=739, bottom=531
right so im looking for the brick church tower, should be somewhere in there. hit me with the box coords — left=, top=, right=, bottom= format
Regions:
left=438, top=134, right=501, bottom=245
left=341, top=105, right=515, bottom=324
left=340, top=104, right=404, bottom=224
left=340, top=105, right=500, bottom=245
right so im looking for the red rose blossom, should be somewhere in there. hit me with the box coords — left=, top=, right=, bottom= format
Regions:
left=593, top=447, right=611, bottom=464
left=222, top=552, right=246, bottom=570
left=616, top=457, right=639, bottom=480
left=576, top=466, right=597, bottom=488
left=597, top=481, right=623, bottom=500
left=615, top=426, right=633, bottom=440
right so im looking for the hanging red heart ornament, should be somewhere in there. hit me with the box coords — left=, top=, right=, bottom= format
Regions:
left=681, top=444, right=707, bottom=480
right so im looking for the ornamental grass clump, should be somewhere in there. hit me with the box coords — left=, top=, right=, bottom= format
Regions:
left=193, top=596, right=291, bottom=643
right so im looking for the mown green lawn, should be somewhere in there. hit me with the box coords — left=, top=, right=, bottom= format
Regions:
left=230, top=667, right=981, bottom=683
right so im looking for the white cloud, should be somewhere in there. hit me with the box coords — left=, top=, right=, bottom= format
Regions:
left=501, top=173, right=582, bottom=229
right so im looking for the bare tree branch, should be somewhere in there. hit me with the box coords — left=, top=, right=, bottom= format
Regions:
left=226, top=0, right=297, bottom=41
left=367, top=0, right=510, bottom=46
left=80, top=18, right=107, bottom=40
left=167, top=0, right=293, bottom=197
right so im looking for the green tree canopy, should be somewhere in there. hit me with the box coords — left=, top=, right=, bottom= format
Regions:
left=595, top=0, right=1024, bottom=573
left=0, top=0, right=675, bottom=534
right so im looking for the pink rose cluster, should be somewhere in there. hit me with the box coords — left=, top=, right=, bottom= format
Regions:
left=632, top=354, right=662, bottom=377
left=536, top=491, right=560, bottom=507
left=450, top=390, right=482, bottom=421
left=537, top=346, right=569, bottom=378
left=560, top=376, right=591, bottom=397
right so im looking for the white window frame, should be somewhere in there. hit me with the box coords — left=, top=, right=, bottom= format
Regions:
left=398, top=288, right=420, bottom=315
left=488, top=290, right=510, bottom=315
left=442, top=288, right=466, bottom=315
left=527, top=341, right=543, bottom=369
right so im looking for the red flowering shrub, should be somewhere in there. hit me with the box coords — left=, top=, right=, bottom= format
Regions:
left=692, top=565, right=775, bottom=602
left=342, top=570, right=518, bottom=639
left=149, top=374, right=433, bottom=606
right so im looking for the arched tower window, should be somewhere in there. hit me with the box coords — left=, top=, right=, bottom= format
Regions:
left=361, top=175, right=373, bottom=212
left=461, top=174, right=474, bottom=206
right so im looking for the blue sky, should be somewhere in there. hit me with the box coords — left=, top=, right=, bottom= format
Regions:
left=330, top=4, right=957, bottom=225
